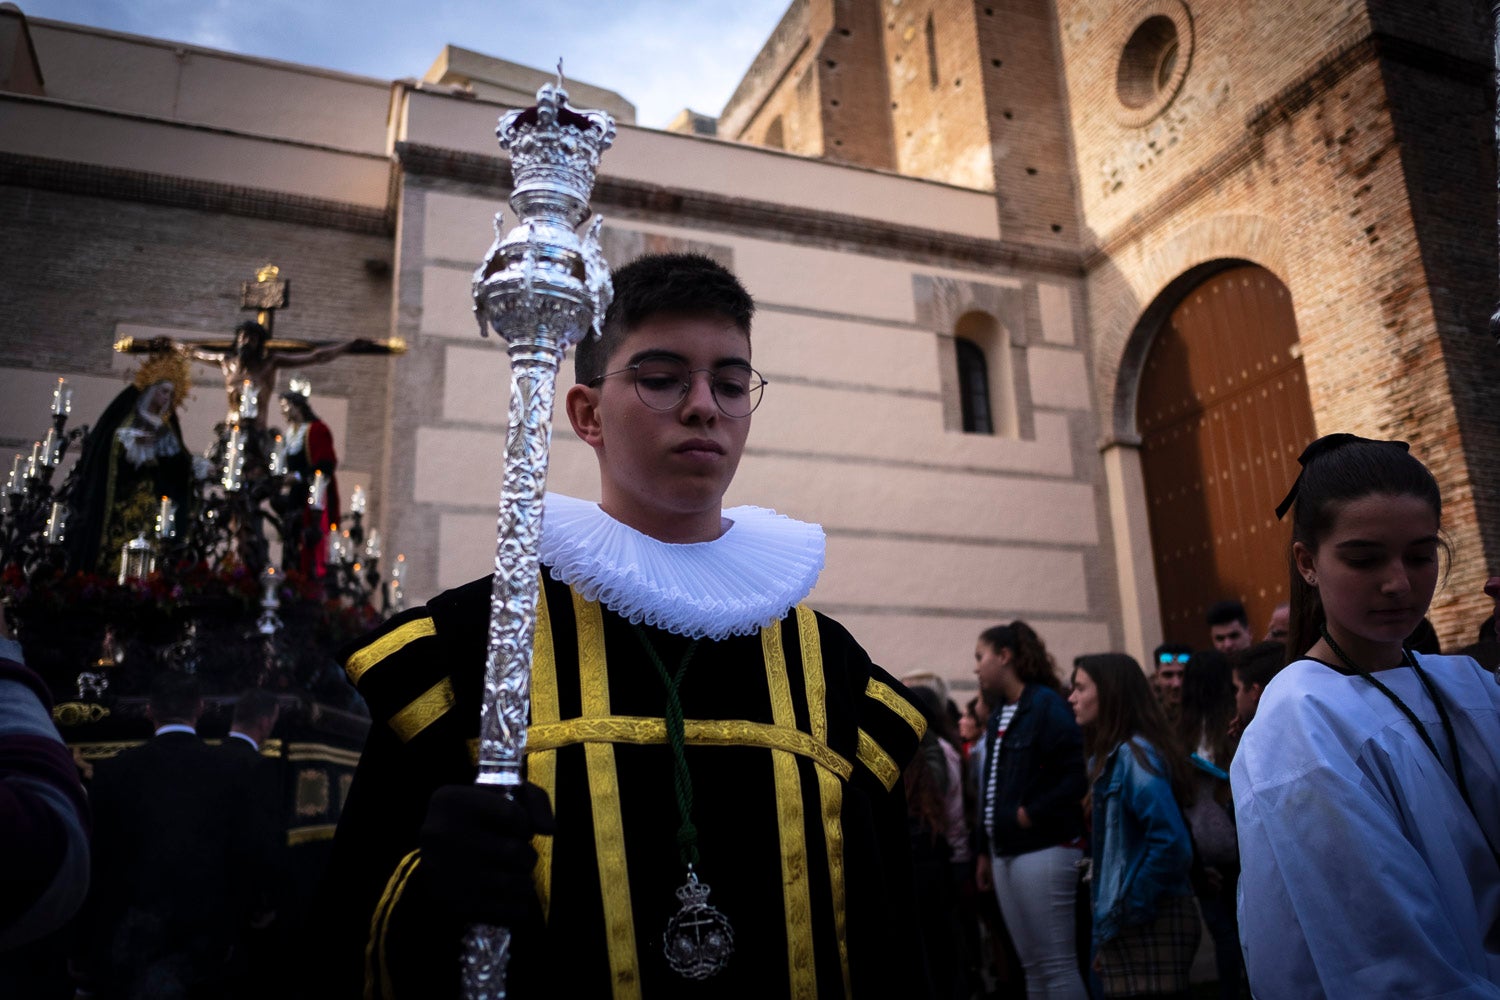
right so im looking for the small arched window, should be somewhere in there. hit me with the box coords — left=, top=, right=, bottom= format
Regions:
left=955, top=337, right=993, bottom=434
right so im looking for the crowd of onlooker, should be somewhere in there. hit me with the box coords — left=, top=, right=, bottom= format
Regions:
left=901, top=603, right=1270, bottom=999
left=903, top=553, right=1500, bottom=999
left=5, top=433, right=1499, bottom=999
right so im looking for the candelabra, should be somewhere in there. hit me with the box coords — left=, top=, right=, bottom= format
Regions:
left=0, top=378, right=88, bottom=579
left=318, top=498, right=392, bottom=613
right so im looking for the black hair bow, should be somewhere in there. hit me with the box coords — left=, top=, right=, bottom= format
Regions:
left=1273, top=433, right=1409, bottom=520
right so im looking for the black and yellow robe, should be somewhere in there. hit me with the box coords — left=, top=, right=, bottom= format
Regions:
left=319, top=568, right=929, bottom=999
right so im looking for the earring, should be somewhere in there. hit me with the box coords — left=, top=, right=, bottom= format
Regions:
left=1305, top=574, right=1317, bottom=586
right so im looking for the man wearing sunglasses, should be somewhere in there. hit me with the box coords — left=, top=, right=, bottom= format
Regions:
left=321, top=253, right=928, bottom=998
left=1151, top=643, right=1192, bottom=716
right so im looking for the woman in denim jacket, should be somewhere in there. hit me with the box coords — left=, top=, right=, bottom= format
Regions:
left=973, top=622, right=1089, bottom=998
left=1071, top=653, right=1198, bottom=999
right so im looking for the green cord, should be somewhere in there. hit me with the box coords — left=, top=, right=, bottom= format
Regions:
left=632, top=623, right=702, bottom=868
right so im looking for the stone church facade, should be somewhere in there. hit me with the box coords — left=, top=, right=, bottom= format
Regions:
left=721, top=0, right=1500, bottom=655
left=1, top=1, right=1495, bottom=686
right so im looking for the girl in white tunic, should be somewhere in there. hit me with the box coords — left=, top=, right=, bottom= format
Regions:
left=1232, top=434, right=1500, bottom=998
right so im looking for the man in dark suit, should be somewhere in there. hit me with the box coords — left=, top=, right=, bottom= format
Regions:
left=218, top=689, right=287, bottom=999
left=77, top=673, right=260, bottom=999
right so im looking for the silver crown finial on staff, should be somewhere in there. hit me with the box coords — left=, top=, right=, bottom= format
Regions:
left=463, top=77, right=616, bottom=999
left=472, top=73, right=615, bottom=347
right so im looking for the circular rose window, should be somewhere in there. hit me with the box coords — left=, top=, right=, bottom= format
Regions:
left=1113, top=2, right=1193, bottom=127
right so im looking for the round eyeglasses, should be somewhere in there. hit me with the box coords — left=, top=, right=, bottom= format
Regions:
left=589, top=358, right=768, bottom=418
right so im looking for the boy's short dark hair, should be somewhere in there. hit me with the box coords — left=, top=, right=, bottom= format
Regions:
left=1233, top=640, right=1286, bottom=690
left=574, top=253, right=755, bottom=385
left=232, top=688, right=281, bottom=728
left=149, top=671, right=203, bottom=723
left=1206, top=599, right=1248, bottom=628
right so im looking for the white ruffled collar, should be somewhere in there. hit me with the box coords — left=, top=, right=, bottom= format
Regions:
left=539, top=493, right=825, bottom=641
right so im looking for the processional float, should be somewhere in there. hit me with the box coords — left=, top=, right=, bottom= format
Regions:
left=462, top=71, right=615, bottom=997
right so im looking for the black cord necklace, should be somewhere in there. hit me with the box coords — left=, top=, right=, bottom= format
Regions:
left=1318, top=624, right=1473, bottom=809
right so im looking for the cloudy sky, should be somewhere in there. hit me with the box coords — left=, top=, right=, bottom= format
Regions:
left=20, top=0, right=793, bottom=127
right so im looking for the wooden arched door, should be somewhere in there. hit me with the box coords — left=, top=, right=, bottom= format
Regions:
left=1136, top=264, right=1317, bottom=646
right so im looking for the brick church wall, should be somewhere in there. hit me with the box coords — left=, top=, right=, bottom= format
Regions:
left=884, top=0, right=993, bottom=190
left=815, top=0, right=898, bottom=169
left=1366, top=0, right=1499, bottom=632
left=1066, top=0, right=1498, bottom=644
left=974, top=0, right=1083, bottom=248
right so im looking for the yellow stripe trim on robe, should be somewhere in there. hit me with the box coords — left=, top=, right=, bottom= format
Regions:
left=574, top=591, right=641, bottom=1000
left=388, top=677, right=454, bottom=742
left=528, top=583, right=559, bottom=922
left=345, top=617, right=436, bottom=685
left=366, top=848, right=420, bottom=1000
left=797, top=604, right=851, bottom=999
left=524, top=716, right=852, bottom=780
left=864, top=675, right=926, bottom=738
left=762, top=618, right=818, bottom=997
left=856, top=728, right=901, bottom=791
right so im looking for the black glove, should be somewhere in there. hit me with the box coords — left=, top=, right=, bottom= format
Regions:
left=411, top=782, right=555, bottom=930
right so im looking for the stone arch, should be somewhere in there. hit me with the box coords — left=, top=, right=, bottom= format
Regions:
left=1133, top=263, right=1314, bottom=644
left=1094, top=213, right=1290, bottom=662
left=1093, top=213, right=1289, bottom=443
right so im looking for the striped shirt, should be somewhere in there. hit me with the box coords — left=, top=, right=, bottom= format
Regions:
left=982, top=702, right=1018, bottom=845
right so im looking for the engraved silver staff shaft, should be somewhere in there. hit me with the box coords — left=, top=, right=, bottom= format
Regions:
left=462, top=73, right=615, bottom=1000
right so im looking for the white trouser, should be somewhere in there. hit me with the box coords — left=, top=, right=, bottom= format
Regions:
left=991, top=844, right=1089, bottom=999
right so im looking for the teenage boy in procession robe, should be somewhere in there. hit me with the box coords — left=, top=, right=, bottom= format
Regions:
left=317, top=253, right=930, bottom=999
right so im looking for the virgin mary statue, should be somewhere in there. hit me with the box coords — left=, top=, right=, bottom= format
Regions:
left=67, top=352, right=196, bottom=575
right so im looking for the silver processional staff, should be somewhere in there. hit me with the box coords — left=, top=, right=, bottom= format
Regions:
left=462, top=67, right=616, bottom=998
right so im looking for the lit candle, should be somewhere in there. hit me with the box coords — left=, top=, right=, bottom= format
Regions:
left=309, top=470, right=328, bottom=509
left=40, top=427, right=59, bottom=467
left=157, top=496, right=177, bottom=539
left=238, top=380, right=259, bottom=420
left=6, top=455, right=22, bottom=496
left=46, top=502, right=68, bottom=544
left=350, top=485, right=366, bottom=516
left=389, top=554, right=407, bottom=610
left=261, top=566, right=280, bottom=608
left=268, top=434, right=285, bottom=476
left=221, top=427, right=244, bottom=492
left=51, top=378, right=71, bottom=416
left=364, top=528, right=382, bottom=560
left=328, top=523, right=342, bottom=563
